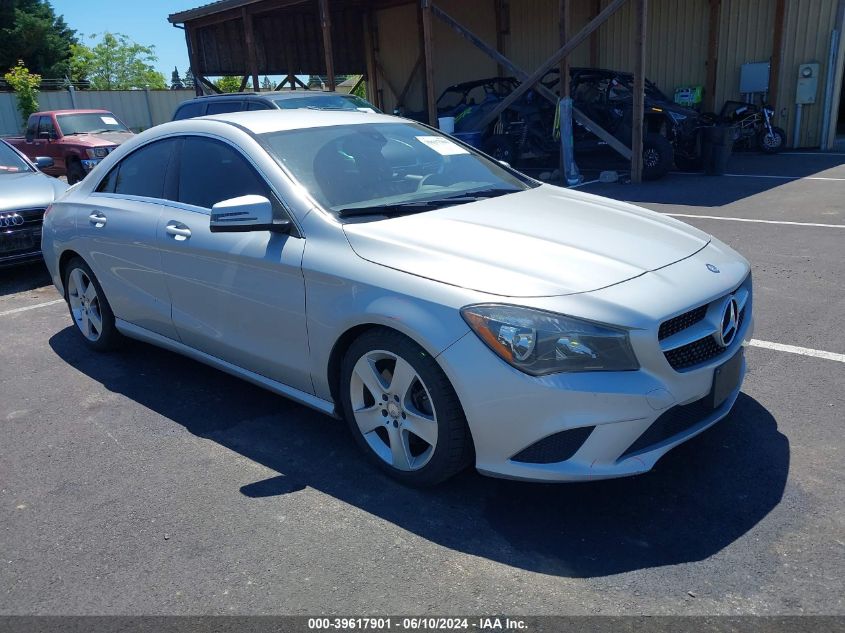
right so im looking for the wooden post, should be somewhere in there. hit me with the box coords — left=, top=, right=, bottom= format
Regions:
left=239, top=74, right=250, bottom=91
left=242, top=7, right=260, bottom=91
left=705, top=0, right=721, bottom=111
left=589, top=0, right=601, bottom=66
left=318, top=0, right=336, bottom=91
left=473, top=0, right=629, bottom=132
left=769, top=0, right=786, bottom=109
left=631, top=0, right=647, bottom=183
left=184, top=26, right=203, bottom=96
left=364, top=11, right=381, bottom=108
left=559, top=0, right=570, bottom=97
left=495, top=0, right=505, bottom=77
left=421, top=0, right=437, bottom=126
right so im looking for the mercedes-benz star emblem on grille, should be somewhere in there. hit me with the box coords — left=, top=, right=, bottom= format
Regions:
left=0, top=213, right=24, bottom=227
left=706, top=263, right=720, bottom=273
left=718, top=297, right=739, bottom=347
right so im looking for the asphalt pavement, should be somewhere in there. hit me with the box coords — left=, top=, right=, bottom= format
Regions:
left=1, top=152, right=843, bottom=615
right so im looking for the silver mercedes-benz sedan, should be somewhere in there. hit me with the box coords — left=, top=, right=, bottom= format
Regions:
left=41, top=110, right=753, bottom=486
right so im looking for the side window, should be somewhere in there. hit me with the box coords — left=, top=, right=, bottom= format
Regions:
left=206, top=100, right=243, bottom=115
left=177, top=137, right=272, bottom=209
left=247, top=101, right=272, bottom=111
left=106, top=139, right=178, bottom=199
left=25, top=117, right=37, bottom=141
left=37, top=116, right=55, bottom=138
left=96, top=164, right=119, bottom=193
left=174, top=102, right=204, bottom=120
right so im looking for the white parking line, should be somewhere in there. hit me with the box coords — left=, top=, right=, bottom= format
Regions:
left=0, top=298, right=63, bottom=317
left=671, top=171, right=845, bottom=181
left=665, top=213, right=845, bottom=228
left=749, top=339, right=845, bottom=363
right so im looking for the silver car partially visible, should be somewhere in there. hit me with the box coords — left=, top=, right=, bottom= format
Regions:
left=0, top=140, right=67, bottom=267
left=41, top=110, right=753, bottom=486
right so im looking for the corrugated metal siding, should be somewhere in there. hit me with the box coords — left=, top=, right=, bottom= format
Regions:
left=778, top=0, right=839, bottom=146
left=599, top=0, right=709, bottom=96
left=505, top=0, right=590, bottom=72
left=0, top=90, right=196, bottom=136
left=375, top=0, right=498, bottom=113
left=714, top=0, right=776, bottom=110
left=376, top=3, right=420, bottom=112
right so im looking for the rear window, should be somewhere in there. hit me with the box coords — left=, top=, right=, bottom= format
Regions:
left=206, top=100, right=244, bottom=115
left=174, top=102, right=204, bottom=120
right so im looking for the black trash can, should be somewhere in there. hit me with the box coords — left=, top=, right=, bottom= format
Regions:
left=701, top=125, right=734, bottom=176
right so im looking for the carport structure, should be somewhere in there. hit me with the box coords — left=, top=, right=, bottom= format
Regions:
left=169, top=0, right=845, bottom=181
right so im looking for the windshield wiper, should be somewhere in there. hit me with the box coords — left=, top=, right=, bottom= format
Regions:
left=461, top=187, right=520, bottom=199
left=337, top=196, right=482, bottom=218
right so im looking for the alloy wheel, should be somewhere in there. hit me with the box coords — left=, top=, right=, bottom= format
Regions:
left=67, top=267, right=103, bottom=342
left=349, top=350, right=438, bottom=471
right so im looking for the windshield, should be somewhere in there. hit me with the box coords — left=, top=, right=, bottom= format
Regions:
left=56, top=113, right=130, bottom=135
left=0, top=142, right=32, bottom=174
left=260, top=121, right=534, bottom=217
left=270, top=94, right=379, bottom=112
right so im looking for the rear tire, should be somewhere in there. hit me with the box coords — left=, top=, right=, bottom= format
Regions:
left=340, top=328, right=473, bottom=487
left=63, top=257, right=122, bottom=351
left=641, top=133, right=674, bottom=180
left=66, top=160, right=85, bottom=185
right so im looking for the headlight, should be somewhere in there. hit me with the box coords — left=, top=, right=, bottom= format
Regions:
left=461, top=304, right=639, bottom=375
left=86, top=147, right=110, bottom=159
left=667, top=111, right=688, bottom=123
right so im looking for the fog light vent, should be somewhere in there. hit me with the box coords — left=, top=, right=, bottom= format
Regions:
left=511, top=426, right=595, bottom=464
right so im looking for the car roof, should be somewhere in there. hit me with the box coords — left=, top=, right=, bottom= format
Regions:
left=199, top=109, right=404, bottom=134
left=182, top=91, right=356, bottom=102
left=33, top=109, right=112, bottom=116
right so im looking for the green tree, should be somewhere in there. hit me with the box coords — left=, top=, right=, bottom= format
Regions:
left=0, top=0, right=77, bottom=78
left=69, top=32, right=166, bottom=90
left=215, top=76, right=242, bottom=93
left=4, top=60, right=42, bottom=125
left=184, top=68, right=195, bottom=90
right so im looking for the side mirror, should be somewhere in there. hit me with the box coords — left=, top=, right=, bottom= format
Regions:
left=210, top=195, right=290, bottom=234
left=34, top=156, right=54, bottom=169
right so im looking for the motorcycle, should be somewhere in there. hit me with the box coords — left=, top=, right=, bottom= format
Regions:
left=711, top=100, right=787, bottom=154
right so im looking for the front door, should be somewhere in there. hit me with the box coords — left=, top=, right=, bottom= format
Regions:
left=157, top=135, right=311, bottom=394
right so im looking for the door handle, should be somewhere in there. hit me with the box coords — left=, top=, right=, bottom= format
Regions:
left=88, top=212, right=107, bottom=227
left=165, top=222, right=192, bottom=240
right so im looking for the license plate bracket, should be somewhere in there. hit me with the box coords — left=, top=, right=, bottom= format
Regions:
left=711, top=349, right=743, bottom=409
left=0, top=231, right=35, bottom=254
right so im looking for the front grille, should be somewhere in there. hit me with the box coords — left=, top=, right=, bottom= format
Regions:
left=1, top=208, right=45, bottom=226
left=511, top=426, right=595, bottom=464
left=664, top=307, right=746, bottom=370
left=659, top=305, right=707, bottom=341
left=620, top=394, right=715, bottom=459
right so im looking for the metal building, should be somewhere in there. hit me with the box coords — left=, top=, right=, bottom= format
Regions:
left=168, top=0, right=845, bottom=153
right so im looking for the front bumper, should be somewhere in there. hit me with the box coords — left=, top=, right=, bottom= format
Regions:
left=436, top=242, right=753, bottom=482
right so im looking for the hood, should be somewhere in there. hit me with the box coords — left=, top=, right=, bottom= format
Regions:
left=70, top=131, right=134, bottom=147
left=343, top=185, right=710, bottom=297
left=0, top=171, right=67, bottom=212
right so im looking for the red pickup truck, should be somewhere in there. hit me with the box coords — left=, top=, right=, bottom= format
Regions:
left=5, top=109, right=134, bottom=184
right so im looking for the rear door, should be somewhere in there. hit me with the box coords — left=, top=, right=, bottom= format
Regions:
left=81, top=138, right=180, bottom=339
left=156, top=135, right=311, bottom=393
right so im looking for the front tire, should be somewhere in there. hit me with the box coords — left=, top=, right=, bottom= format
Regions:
left=758, top=126, right=786, bottom=153
left=64, top=257, right=122, bottom=351
left=340, top=328, right=473, bottom=486
left=66, top=160, right=85, bottom=185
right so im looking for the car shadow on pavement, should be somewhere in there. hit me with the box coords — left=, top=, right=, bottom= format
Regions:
left=577, top=151, right=845, bottom=208
left=0, top=261, right=52, bottom=296
left=49, top=327, right=789, bottom=578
